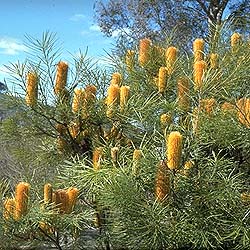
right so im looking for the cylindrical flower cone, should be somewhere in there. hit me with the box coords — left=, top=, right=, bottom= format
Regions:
left=166, top=131, right=183, bottom=170
left=93, top=147, right=104, bottom=170
left=15, top=182, right=30, bottom=220
left=132, top=149, right=142, bottom=176
left=66, top=187, right=79, bottom=213
left=138, top=38, right=151, bottom=67
left=126, top=49, right=135, bottom=72
left=209, top=53, right=219, bottom=69
left=54, top=61, right=68, bottom=95
left=231, top=33, right=242, bottom=52
left=193, top=60, right=206, bottom=90
left=111, top=72, right=122, bottom=86
left=25, top=72, right=38, bottom=107
left=4, top=198, right=15, bottom=220
left=85, top=85, right=97, bottom=101
left=44, top=183, right=53, bottom=204
left=237, top=98, right=250, bottom=127
left=120, top=85, right=130, bottom=112
left=155, top=160, right=170, bottom=202
left=193, top=38, right=205, bottom=62
left=69, top=122, right=80, bottom=139
left=165, top=46, right=177, bottom=75
left=200, top=98, right=216, bottom=115
left=221, top=102, right=235, bottom=113
left=54, top=189, right=69, bottom=214
left=158, top=67, right=168, bottom=93
left=106, top=84, right=120, bottom=118
left=177, top=77, right=190, bottom=111
left=72, top=88, right=85, bottom=113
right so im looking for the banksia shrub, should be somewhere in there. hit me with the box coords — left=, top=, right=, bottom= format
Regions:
left=193, top=60, right=206, bottom=90
left=138, top=38, right=151, bottom=66
left=25, top=72, right=38, bottom=107
left=165, top=46, right=177, bottom=75
left=14, top=182, right=30, bottom=220
left=177, top=77, right=190, bottom=111
left=54, top=61, right=68, bottom=95
left=155, top=160, right=170, bottom=202
left=193, top=38, right=205, bottom=62
left=158, top=67, right=168, bottom=93
left=166, top=131, right=183, bottom=170
left=120, top=85, right=130, bottom=112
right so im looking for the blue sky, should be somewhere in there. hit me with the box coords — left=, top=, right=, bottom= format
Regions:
left=0, top=0, right=114, bottom=83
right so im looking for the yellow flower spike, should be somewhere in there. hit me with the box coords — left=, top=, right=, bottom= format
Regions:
left=209, top=53, right=219, bottom=69
left=66, top=187, right=79, bottom=213
left=106, top=84, right=120, bottom=118
left=160, top=113, right=172, bottom=128
left=177, top=77, right=190, bottom=111
left=93, top=147, right=104, bottom=170
left=111, top=147, right=119, bottom=165
left=155, top=160, right=170, bottom=202
left=4, top=198, right=15, bottom=220
left=15, top=182, right=30, bottom=220
left=126, top=49, right=135, bottom=72
left=54, top=61, right=68, bottom=95
left=193, top=60, right=207, bottom=90
left=200, top=98, right=216, bottom=115
left=111, top=72, right=122, bottom=86
left=44, top=183, right=53, bottom=204
left=158, top=67, right=168, bottom=93
left=165, top=46, right=177, bottom=75
left=54, top=189, right=69, bottom=214
left=132, top=149, right=142, bottom=176
left=120, top=85, right=130, bottom=112
left=237, top=98, right=250, bottom=127
left=25, top=72, right=38, bottom=107
left=138, top=38, right=151, bottom=67
left=72, top=88, right=85, bottom=113
left=193, top=38, right=205, bottom=62
left=166, top=131, right=183, bottom=170
left=231, top=33, right=242, bottom=52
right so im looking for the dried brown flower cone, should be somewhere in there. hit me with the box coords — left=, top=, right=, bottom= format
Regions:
left=158, top=67, right=168, bottom=93
left=155, top=160, right=170, bottom=202
left=166, top=46, right=177, bottom=75
left=15, top=182, right=30, bottom=220
left=193, top=38, right=205, bottom=62
left=25, top=72, right=38, bottom=107
left=54, top=61, right=68, bottom=95
left=166, top=132, right=183, bottom=170
left=54, top=189, right=69, bottom=214
left=93, top=147, right=104, bottom=170
left=4, top=198, right=15, bottom=220
left=177, top=77, right=190, bottom=111
left=193, top=60, right=206, bottom=90
left=120, top=85, right=130, bottom=112
left=126, top=50, right=135, bottom=72
left=44, top=183, right=53, bottom=204
left=139, top=38, right=151, bottom=67
left=66, top=187, right=79, bottom=213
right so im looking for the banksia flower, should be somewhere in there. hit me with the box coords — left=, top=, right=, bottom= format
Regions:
left=177, top=77, right=190, bottom=111
left=166, top=46, right=177, bottom=75
left=139, top=38, right=151, bottom=67
left=200, top=98, right=216, bottom=115
left=160, top=113, right=172, bottom=128
left=4, top=198, right=15, bottom=220
left=15, top=182, right=30, bottom=220
left=85, top=85, right=97, bottom=101
left=237, top=98, right=250, bottom=127
left=111, top=72, right=122, bottom=86
left=93, top=147, right=104, bottom=170
left=44, top=183, right=53, bottom=204
left=132, top=149, right=142, bottom=176
left=72, top=88, right=85, bottom=113
left=241, top=192, right=250, bottom=204
left=120, top=85, right=130, bottom=112
left=126, top=49, right=135, bottom=72
left=209, top=53, right=219, bottom=69
left=231, top=33, right=242, bottom=52
left=54, top=189, right=69, bottom=214
left=158, top=67, right=168, bottom=93
left=193, top=38, right=205, bottom=61
left=69, top=122, right=80, bottom=139
left=193, top=60, right=206, bottom=90
left=155, top=160, right=170, bottom=202
left=54, top=61, right=68, bottom=95
left=106, top=84, right=120, bottom=118
left=66, top=187, right=79, bottom=213
left=166, top=131, right=183, bottom=170
left=25, top=72, right=38, bottom=107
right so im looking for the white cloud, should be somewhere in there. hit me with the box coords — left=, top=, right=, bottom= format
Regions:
left=70, top=14, right=86, bottom=21
left=89, top=24, right=101, bottom=32
left=0, top=37, right=27, bottom=55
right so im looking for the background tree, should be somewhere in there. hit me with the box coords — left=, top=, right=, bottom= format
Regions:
left=94, top=0, right=250, bottom=51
